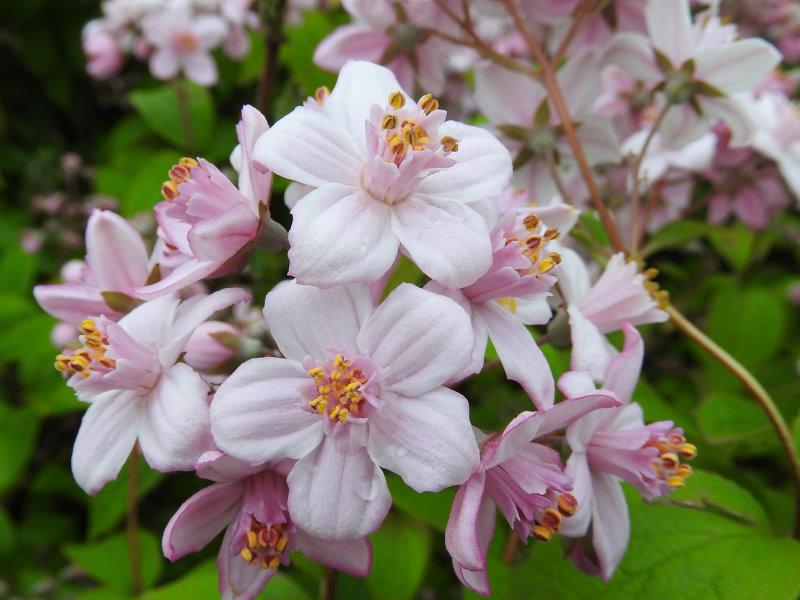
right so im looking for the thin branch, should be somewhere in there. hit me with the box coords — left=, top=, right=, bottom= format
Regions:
left=666, top=303, right=800, bottom=539
left=502, top=532, right=521, bottom=563
left=257, top=0, right=288, bottom=120
left=552, top=0, right=597, bottom=64
left=126, top=446, right=143, bottom=596
left=320, top=568, right=337, bottom=600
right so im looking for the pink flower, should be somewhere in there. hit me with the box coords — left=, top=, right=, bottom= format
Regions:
left=253, top=61, right=511, bottom=289
left=141, top=6, right=228, bottom=86
left=163, top=452, right=370, bottom=600
left=210, top=281, right=480, bottom=540
left=556, top=252, right=668, bottom=380
left=135, top=106, right=270, bottom=299
left=314, top=0, right=456, bottom=94
left=606, top=0, right=781, bottom=147
left=445, top=393, right=620, bottom=595
left=558, top=324, right=695, bottom=579
left=749, top=91, right=800, bottom=200
left=426, top=212, right=561, bottom=408
left=82, top=21, right=124, bottom=79
left=56, top=288, right=249, bottom=494
left=34, top=210, right=151, bottom=325
left=183, top=321, right=238, bottom=373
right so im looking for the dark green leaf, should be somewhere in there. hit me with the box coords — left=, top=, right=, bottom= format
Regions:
left=641, top=220, right=709, bottom=256
left=367, top=513, right=431, bottom=600
left=696, top=391, right=771, bottom=443
left=386, top=474, right=453, bottom=532
left=0, top=403, right=39, bottom=493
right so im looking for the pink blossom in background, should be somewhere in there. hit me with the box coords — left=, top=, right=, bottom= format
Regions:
left=56, top=288, right=249, bottom=494
left=82, top=21, right=125, bottom=79
left=163, top=452, right=370, bottom=600
left=445, top=393, right=619, bottom=595
left=559, top=324, right=695, bottom=579
left=211, top=281, right=479, bottom=541
left=254, top=61, right=511, bottom=288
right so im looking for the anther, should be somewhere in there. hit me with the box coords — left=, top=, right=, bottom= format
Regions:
left=276, top=535, right=289, bottom=552
left=666, top=475, right=685, bottom=488
left=660, top=452, right=679, bottom=470
left=557, top=493, right=578, bottom=517
left=543, top=227, right=560, bottom=242
left=240, top=547, right=254, bottom=563
left=667, top=433, right=685, bottom=450
left=531, top=524, right=553, bottom=542
left=315, top=86, right=330, bottom=105
left=540, top=508, right=563, bottom=532
left=246, top=530, right=258, bottom=549
left=381, top=114, right=398, bottom=129
left=523, top=214, right=540, bottom=231
left=678, top=443, right=697, bottom=460
left=388, top=91, right=406, bottom=109
left=80, top=319, right=97, bottom=335
left=419, top=93, right=439, bottom=114
left=440, top=135, right=459, bottom=152
left=676, top=464, right=693, bottom=478
left=268, top=556, right=281, bottom=569
left=178, top=157, right=198, bottom=169
left=161, top=180, right=179, bottom=201
left=168, top=164, right=191, bottom=184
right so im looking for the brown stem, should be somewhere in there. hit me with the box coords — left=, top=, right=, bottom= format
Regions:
left=502, top=0, right=626, bottom=253
left=320, top=567, right=337, bottom=600
left=257, top=0, right=288, bottom=120
left=552, top=0, right=597, bottom=64
left=666, top=303, right=800, bottom=539
left=502, top=532, right=520, bottom=563
left=126, top=446, right=143, bottom=596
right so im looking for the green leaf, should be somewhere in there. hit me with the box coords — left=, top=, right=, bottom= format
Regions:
left=64, top=530, right=163, bottom=593
left=279, top=11, right=345, bottom=98
left=696, top=391, right=771, bottom=444
left=707, top=222, right=755, bottom=271
left=385, top=474, right=453, bottom=532
left=88, top=458, right=163, bottom=538
left=367, top=513, right=431, bottom=600
left=0, top=245, right=37, bottom=296
left=660, top=469, right=770, bottom=528
left=641, top=219, right=709, bottom=256
left=381, top=256, right=424, bottom=299
left=141, top=561, right=218, bottom=600
left=0, top=403, right=39, bottom=493
left=97, top=150, right=182, bottom=217
left=129, top=82, right=215, bottom=151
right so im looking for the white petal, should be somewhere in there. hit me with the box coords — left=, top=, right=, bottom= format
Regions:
left=590, top=472, right=629, bottom=581
left=86, top=210, right=150, bottom=292
left=699, top=96, right=757, bottom=147
left=644, top=0, right=693, bottom=66
left=473, top=61, right=542, bottom=125
left=695, top=39, right=781, bottom=94
left=559, top=453, right=593, bottom=537
left=294, top=531, right=372, bottom=577
left=117, top=294, right=180, bottom=349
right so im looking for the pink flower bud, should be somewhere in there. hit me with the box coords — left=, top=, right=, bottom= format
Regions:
left=183, top=321, right=238, bottom=372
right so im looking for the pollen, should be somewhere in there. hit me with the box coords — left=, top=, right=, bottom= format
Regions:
left=381, top=114, right=398, bottom=129
left=240, top=516, right=290, bottom=571
left=388, top=91, right=406, bottom=109
left=306, top=355, right=367, bottom=424
left=537, top=252, right=561, bottom=274
left=418, top=93, right=439, bottom=114
left=161, top=180, right=179, bottom=201
left=314, top=86, right=330, bottom=105
left=523, top=214, right=540, bottom=231
left=649, top=429, right=696, bottom=492
left=531, top=524, right=553, bottom=542
left=496, top=297, right=518, bottom=313
left=55, top=319, right=115, bottom=379
left=557, top=492, right=578, bottom=517
left=440, top=135, right=459, bottom=153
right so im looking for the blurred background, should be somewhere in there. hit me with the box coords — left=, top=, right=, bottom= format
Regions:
left=1, top=1, right=799, bottom=598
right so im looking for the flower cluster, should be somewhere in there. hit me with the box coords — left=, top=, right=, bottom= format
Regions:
left=82, top=0, right=259, bottom=84
left=43, top=0, right=800, bottom=596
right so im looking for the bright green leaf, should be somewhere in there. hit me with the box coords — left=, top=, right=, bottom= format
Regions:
left=0, top=403, right=38, bottom=493
left=279, top=11, right=345, bottom=98
left=696, top=391, right=771, bottom=443
left=707, top=223, right=755, bottom=271
left=130, top=82, right=215, bottom=151
left=385, top=474, right=453, bottom=532
left=0, top=246, right=37, bottom=296
left=642, top=219, right=709, bottom=256
left=367, top=513, right=431, bottom=600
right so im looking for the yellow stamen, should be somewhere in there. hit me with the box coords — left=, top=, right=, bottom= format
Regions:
left=531, top=525, right=552, bottom=542
left=179, top=157, right=199, bottom=169
left=557, top=493, right=578, bottom=517
left=276, top=535, right=289, bottom=553
left=419, top=93, right=439, bottom=114
left=268, top=556, right=281, bottom=569
left=315, top=86, right=330, bottom=105
left=161, top=180, right=179, bottom=201
left=381, top=114, right=398, bottom=129
left=678, top=443, right=697, bottom=460
left=246, top=530, right=258, bottom=549
left=522, top=214, right=540, bottom=231
left=440, top=135, right=459, bottom=152
left=388, top=91, right=405, bottom=109
left=240, top=547, right=254, bottom=563
left=667, top=475, right=685, bottom=488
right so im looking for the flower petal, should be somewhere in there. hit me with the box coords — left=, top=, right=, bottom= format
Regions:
left=217, top=525, right=275, bottom=600
left=473, top=61, right=542, bottom=125
left=287, top=436, right=391, bottom=540
left=34, top=283, right=117, bottom=323
left=263, top=279, right=373, bottom=362
left=117, top=294, right=180, bottom=349
left=699, top=96, right=757, bottom=147
left=695, top=39, right=781, bottom=94
left=287, top=186, right=399, bottom=287
left=357, top=283, right=473, bottom=396
left=86, top=210, right=150, bottom=292
left=162, top=481, right=244, bottom=560
left=133, top=259, right=219, bottom=300
left=368, top=387, right=479, bottom=492
left=602, top=323, right=643, bottom=404
left=294, top=530, right=372, bottom=577
left=603, top=32, right=661, bottom=82
left=71, top=390, right=140, bottom=495
left=392, top=196, right=492, bottom=289
left=536, top=393, right=620, bottom=438
left=559, top=453, right=593, bottom=538
left=138, top=363, right=212, bottom=472
left=568, top=305, right=615, bottom=382
left=211, top=357, right=324, bottom=464
left=590, top=472, right=629, bottom=581
left=445, top=472, right=489, bottom=571
left=314, top=24, right=389, bottom=73
left=477, top=302, right=554, bottom=410
left=253, top=106, right=362, bottom=187
left=644, top=0, right=693, bottom=66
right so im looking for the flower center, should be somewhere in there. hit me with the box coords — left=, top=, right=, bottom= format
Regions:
left=649, top=431, right=696, bottom=489
left=507, top=213, right=562, bottom=276
left=530, top=492, right=579, bottom=542
left=161, top=157, right=199, bottom=201
left=306, top=354, right=368, bottom=423
left=176, top=32, right=199, bottom=53
left=55, top=319, right=116, bottom=378
left=239, top=516, right=290, bottom=570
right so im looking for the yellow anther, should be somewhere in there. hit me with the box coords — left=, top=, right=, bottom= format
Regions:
left=387, top=133, right=408, bottom=156
left=246, top=530, right=258, bottom=549
left=307, top=366, right=323, bottom=378
left=660, top=452, right=679, bottom=470
left=523, top=214, right=540, bottom=231
left=541, top=508, right=563, bottom=532
left=315, top=400, right=327, bottom=414
left=496, top=297, right=518, bottom=313
left=666, top=475, right=685, bottom=488
left=337, top=408, right=350, bottom=422
left=309, top=396, right=323, bottom=408
left=315, top=86, right=330, bottom=105
left=388, top=91, right=406, bottom=109
left=80, top=319, right=97, bottom=334
left=276, top=536, right=289, bottom=552
left=345, top=381, right=360, bottom=392
left=531, top=525, right=553, bottom=542
left=333, top=354, right=345, bottom=367
left=557, top=493, right=578, bottom=517
left=538, top=253, right=560, bottom=273
left=240, top=547, right=254, bottom=563
left=677, top=464, right=693, bottom=478
left=161, top=180, right=179, bottom=201
left=179, top=157, right=199, bottom=169
left=523, top=234, right=542, bottom=251
left=440, top=135, right=459, bottom=153
left=419, top=93, right=439, bottom=114
left=643, top=267, right=659, bottom=280
left=678, top=443, right=697, bottom=460
left=69, top=355, right=90, bottom=371
left=268, top=556, right=281, bottom=569
left=666, top=433, right=685, bottom=450
left=381, top=114, right=398, bottom=129
left=168, top=163, right=191, bottom=184
left=543, top=227, right=560, bottom=242
left=329, top=405, right=341, bottom=420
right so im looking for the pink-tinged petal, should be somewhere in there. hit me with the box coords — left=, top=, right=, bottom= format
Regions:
left=150, top=49, right=179, bottom=80
left=217, top=526, right=275, bottom=600
left=357, top=283, right=473, bottom=396
left=537, top=393, right=620, bottom=438
left=193, top=15, right=227, bottom=48
left=450, top=490, right=495, bottom=596
left=590, top=472, right=629, bottom=581
left=162, top=481, right=244, bottom=560
left=294, top=531, right=372, bottom=577
left=313, top=24, right=389, bottom=72
left=603, top=323, right=643, bottom=404
left=34, top=283, right=116, bottom=323
left=138, top=363, right=211, bottom=472
left=85, top=210, right=150, bottom=292
left=133, top=259, right=218, bottom=300
left=568, top=305, right=615, bottom=382
left=264, top=279, right=372, bottom=361
left=160, top=288, right=251, bottom=365
left=453, top=559, right=492, bottom=597
left=368, top=387, right=479, bottom=492
left=194, top=451, right=263, bottom=483
left=283, top=182, right=312, bottom=210
left=557, top=370, right=596, bottom=398
left=117, top=294, right=180, bottom=348
left=287, top=436, right=391, bottom=540
left=211, top=357, right=324, bottom=464
left=559, top=453, right=592, bottom=537
left=644, top=0, right=692, bottom=66
left=603, top=32, right=661, bottom=82
left=513, top=296, right=553, bottom=326
left=253, top=106, right=362, bottom=188
left=482, top=411, right=543, bottom=470
left=699, top=96, right=757, bottom=147
left=553, top=247, right=591, bottom=305
left=71, top=390, right=140, bottom=495
left=477, top=302, right=554, bottom=410
left=473, top=61, right=542, bottom=125
left=234, top=105, right=271, bottom=208
left=186, top=203, right=258, bottom=262
left=183, top=52, right=218, bottom=86
left=287, top=186, right=399, bottom=287
left=445, top=473, right=489, bottom=571
left=558, top=47, right=601, bottom=117
left=695, top=39, right=781, bottom=94
left=323, top=60, right=405, bottom=156
left=416, top=122, right=513, bottom=205
left=392, top=196, right=492, bottom=289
